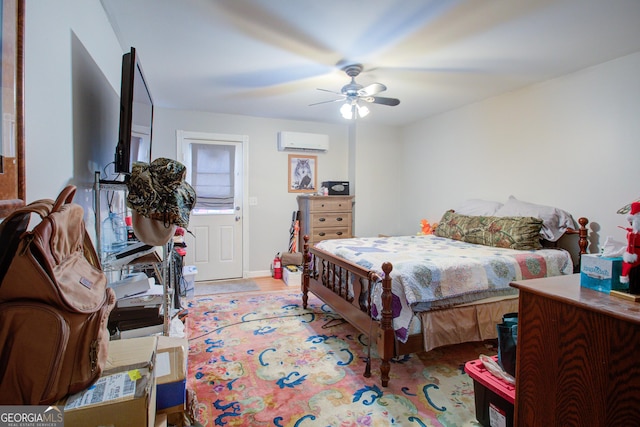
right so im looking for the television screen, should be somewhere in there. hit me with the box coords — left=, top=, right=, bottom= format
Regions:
left=115, top=47, right=153, bottom=174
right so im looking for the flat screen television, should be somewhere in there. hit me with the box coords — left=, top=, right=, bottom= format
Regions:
left=114, top=47, right=153, bottom=174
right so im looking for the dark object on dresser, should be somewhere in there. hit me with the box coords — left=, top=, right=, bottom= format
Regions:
left=321, top=181, right=350, bottom=195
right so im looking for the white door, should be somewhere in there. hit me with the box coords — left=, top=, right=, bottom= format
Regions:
left=177, top=131, right=248, bottom=281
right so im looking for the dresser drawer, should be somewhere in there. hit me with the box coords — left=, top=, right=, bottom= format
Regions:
left=310, top=212, right=352, bottom=228
left=298, top=195, right=354, bottom=252
left=309, top=198, right=352, bottom=212
left=311, top=227, right=351, bottom=242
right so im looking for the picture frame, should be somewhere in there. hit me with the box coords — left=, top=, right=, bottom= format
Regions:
left=0, top=0, right=25, bottom=217
left=288, top=154, right=317, bottom=193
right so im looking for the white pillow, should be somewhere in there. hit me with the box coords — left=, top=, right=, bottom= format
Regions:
left=453, top=199, right=504, bottom=216
left=494, top=196, right=576, bottom=242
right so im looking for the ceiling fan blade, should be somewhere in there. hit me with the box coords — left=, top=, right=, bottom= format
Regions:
left=358, top=82, right=387, bottom=97
left=369, top=96, right=400, bottom=106
left=316, top=88, right=343, bottom=95
left=309, top=98, right=344, bottom=107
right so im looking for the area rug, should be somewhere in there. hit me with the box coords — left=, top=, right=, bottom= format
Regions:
left=186, top=290, right=492, bottom=427
left=194, top=279, right=259, bottom=296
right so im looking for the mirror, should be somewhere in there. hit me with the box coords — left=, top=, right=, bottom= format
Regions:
left=0, top=0, right=24, bottom=218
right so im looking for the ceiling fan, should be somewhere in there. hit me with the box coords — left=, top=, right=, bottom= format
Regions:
left=310, top=64, right=400, bottom=119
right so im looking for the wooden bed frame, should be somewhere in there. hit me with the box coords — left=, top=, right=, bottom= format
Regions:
left=301, top=217, right=589, bottom=386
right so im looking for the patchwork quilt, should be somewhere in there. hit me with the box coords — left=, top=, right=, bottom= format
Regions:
left=315, top=235, right=573, bottom=342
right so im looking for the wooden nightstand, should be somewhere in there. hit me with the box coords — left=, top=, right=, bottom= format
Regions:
left=297, top=195, right=354, bottom=251
left=510, top=274, right=640, bottom=426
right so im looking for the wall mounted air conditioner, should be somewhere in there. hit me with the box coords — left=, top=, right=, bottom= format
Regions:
left=277, top=131, right=329, bottom=152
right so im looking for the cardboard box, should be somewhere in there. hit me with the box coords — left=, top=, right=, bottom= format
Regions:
left=61, top=336, right=158, bottom=427
left=580, top=254, right=627, bottom=293
left=156, top=336, right=188, bottom=414
left=155, top=413, right=168, bottom=427
left=103, top=336, right=157, bottom=374
left=63, top=371, right=156, bottom=427
left=283, top=265, right=302, bottom=287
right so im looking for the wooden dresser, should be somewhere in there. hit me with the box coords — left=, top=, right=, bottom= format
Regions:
left=510, top=274, right=640, bottom=427
left=297, top=195, right=353, bottom=251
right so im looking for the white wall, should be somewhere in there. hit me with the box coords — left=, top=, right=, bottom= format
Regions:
left=400, top=52, right=640, bottom=252
left=352, top=123, right=403, bottom=237
left=25, top=0, right=123, bottom=230
left=152, top=108, right=350, bottom=274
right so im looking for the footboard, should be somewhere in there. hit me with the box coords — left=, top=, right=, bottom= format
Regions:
left=301, top=235, right=396, bottom=387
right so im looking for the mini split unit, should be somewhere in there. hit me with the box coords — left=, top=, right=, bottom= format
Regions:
left=277, top=131, right=329, bottom=152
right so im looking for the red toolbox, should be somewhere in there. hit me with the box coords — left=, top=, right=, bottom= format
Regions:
left=465, top=357, right=515, bottom=427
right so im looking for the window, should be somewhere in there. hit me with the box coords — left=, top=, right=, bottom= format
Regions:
left=191, top=143, right=235, bottom=212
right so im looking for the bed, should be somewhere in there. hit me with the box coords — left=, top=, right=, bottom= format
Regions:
left=301, top=197, right=589, bottom=386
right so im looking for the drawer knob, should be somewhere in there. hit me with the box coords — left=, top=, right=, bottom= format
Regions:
left=336, top=231, right=343, bottom=236
left=336, top=217, right=343, bottom=221
left=319, top=232, right=326, bottom=236
left=319, top=217, right=326, bottom=222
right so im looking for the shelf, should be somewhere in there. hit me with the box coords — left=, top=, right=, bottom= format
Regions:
left=95, top=171, right=174, bottom=337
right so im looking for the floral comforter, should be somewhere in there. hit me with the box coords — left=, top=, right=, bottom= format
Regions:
left=315, top=235, right=573, bottom=342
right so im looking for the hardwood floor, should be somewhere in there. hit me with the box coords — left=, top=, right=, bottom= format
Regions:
left=253, top=275, right=291, bottom=292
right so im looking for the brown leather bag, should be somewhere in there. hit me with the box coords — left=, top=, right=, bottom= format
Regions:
left=0, top=185, right=116, bottom=404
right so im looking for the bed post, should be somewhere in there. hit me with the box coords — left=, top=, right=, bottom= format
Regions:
left=577, top=217, right=589, bottom=255
left=302, top=235, right=310, bottom=309
left=378, top=262, right=394, bottom=387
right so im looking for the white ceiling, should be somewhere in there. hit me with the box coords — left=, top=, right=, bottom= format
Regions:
left=101, top=0, right=640, bottom=127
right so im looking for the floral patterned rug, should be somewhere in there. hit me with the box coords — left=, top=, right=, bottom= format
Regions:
left=186, top=290, right=492, bottom=426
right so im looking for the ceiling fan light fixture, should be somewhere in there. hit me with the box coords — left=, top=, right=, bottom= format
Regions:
left=357, top=104, right=369, bottom=118
left=340, top=102, right=354, bottom=119
left=316, top=63, right=399, bottom=120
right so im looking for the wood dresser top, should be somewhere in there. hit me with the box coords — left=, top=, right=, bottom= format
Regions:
left=511, top=273, right=640, bottom=325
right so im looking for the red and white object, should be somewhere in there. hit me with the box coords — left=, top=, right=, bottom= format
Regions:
left=273, top=254, right=282, bottom=279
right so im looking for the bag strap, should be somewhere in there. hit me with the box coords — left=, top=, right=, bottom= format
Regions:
left=0, top=200, right=55, bottom=286
left=51, top=185, right=77, bottom=213
left=0, top=185, right=79, bottom=285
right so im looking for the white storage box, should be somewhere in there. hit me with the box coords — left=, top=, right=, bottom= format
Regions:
left=182, top=265, right=197, bottom=298
left=283, top=266, right=302, bottom=287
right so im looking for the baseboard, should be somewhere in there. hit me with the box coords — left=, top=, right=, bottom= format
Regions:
left=248, top=270, right=271, bottom=278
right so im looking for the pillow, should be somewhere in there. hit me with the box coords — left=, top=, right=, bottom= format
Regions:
left=493, top=196, right=576, bottom=242
left=434, top=210, right=543, bottom=250
left=453, top=199, right=504, bottom=216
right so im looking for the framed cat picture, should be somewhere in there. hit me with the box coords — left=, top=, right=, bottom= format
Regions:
left=288, top=154, right=317, bottom=193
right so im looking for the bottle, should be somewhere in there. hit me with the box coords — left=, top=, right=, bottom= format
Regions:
left=102, top=212, right=127, bottom=253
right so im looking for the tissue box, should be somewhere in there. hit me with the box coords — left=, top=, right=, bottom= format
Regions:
left=580, top=254, right=627, bottom=293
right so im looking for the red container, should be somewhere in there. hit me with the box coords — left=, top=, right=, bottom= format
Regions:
left=273, top=255, right=282, bottom=279
left=465, top=357, right=515, bottom=427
